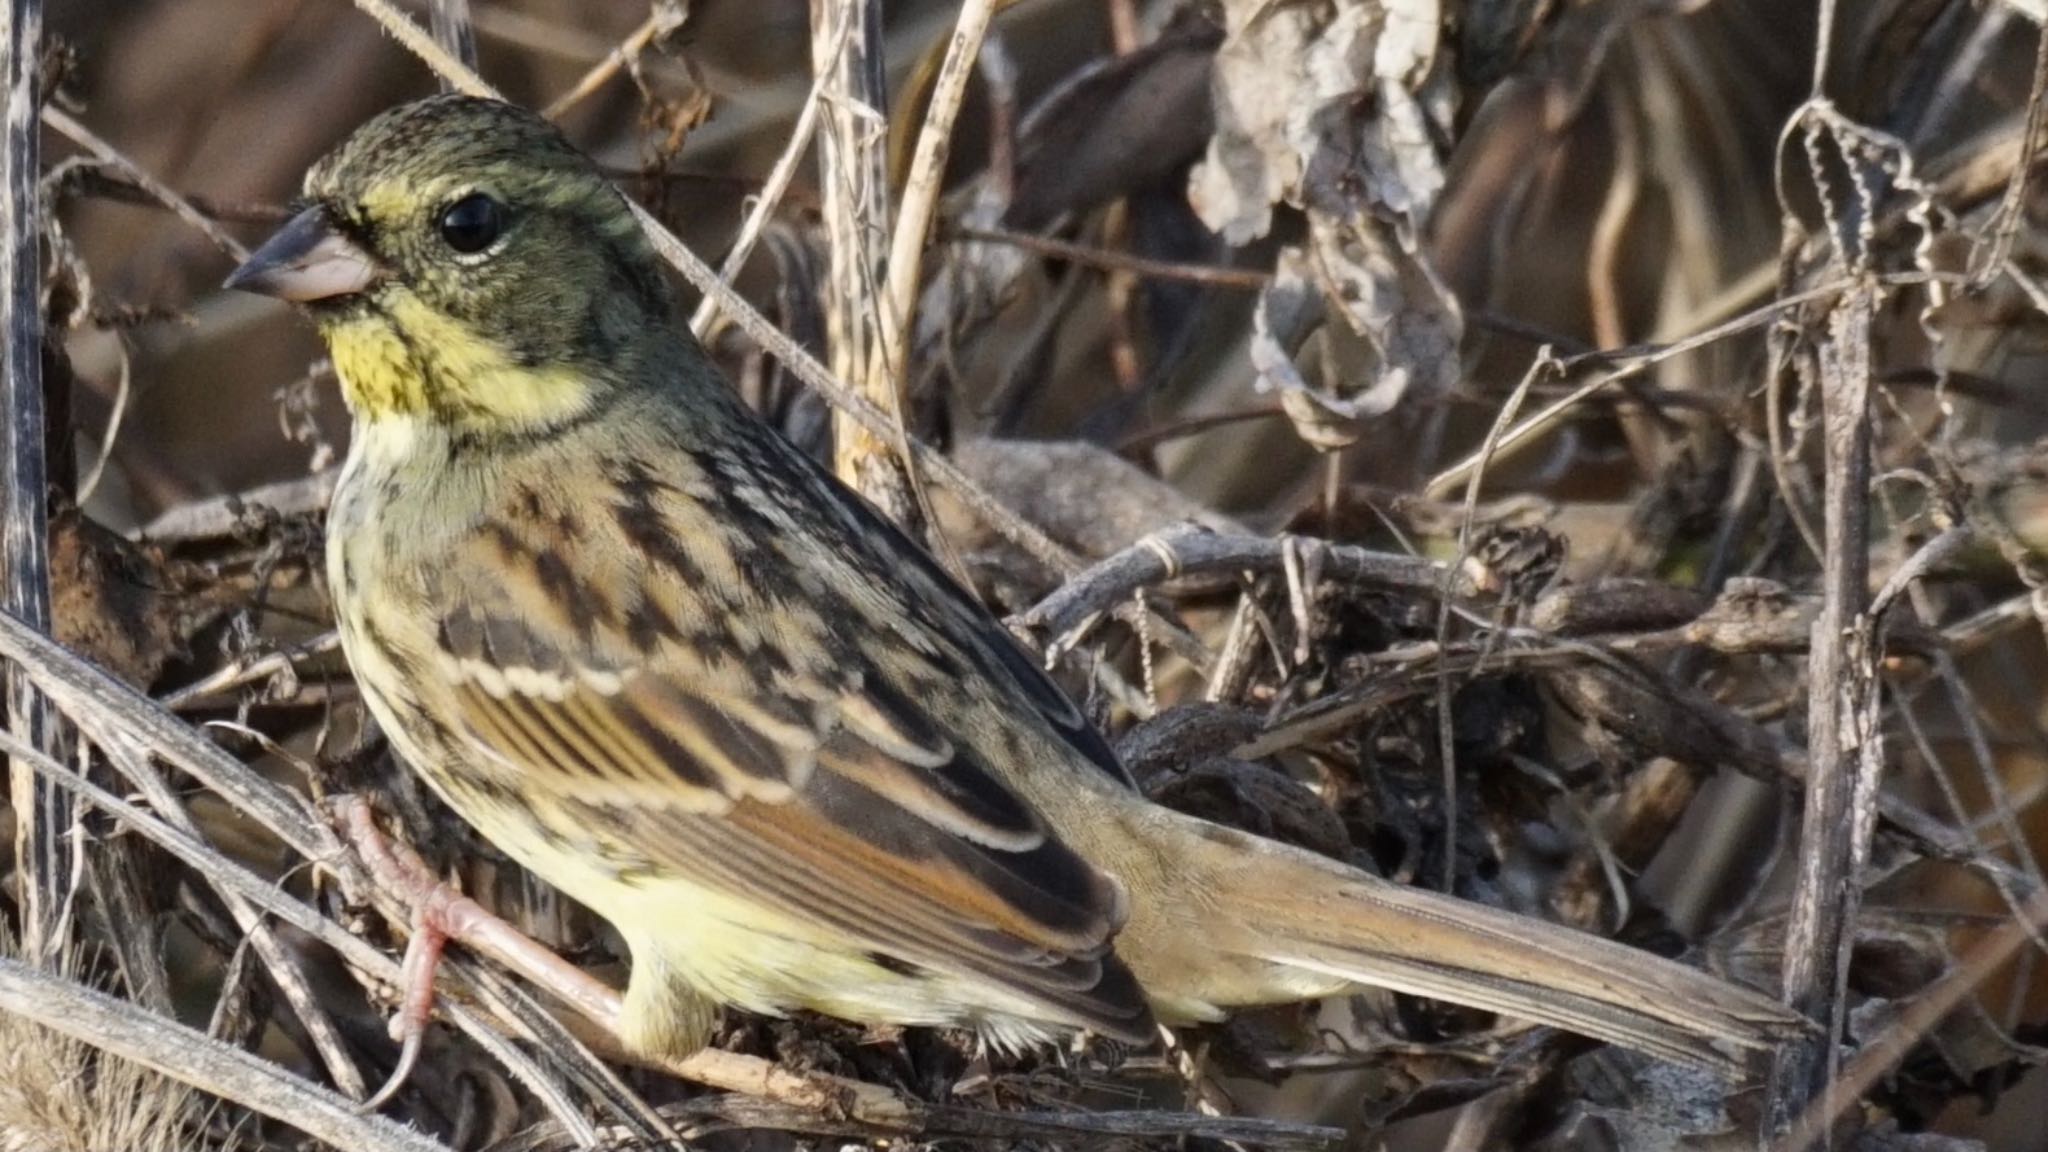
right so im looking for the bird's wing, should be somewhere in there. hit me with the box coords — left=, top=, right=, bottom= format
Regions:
left=419, top=455, right=1151, bottom=1040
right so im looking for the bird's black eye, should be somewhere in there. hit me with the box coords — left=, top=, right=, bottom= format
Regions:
left=438, top=193, right=506, bottom=254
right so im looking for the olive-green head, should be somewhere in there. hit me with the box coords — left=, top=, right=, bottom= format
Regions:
left=227, top=95, right=682, bottom=431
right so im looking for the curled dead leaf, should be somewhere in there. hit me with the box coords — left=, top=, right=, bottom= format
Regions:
left=1194, top=0, right=1464, bottom=450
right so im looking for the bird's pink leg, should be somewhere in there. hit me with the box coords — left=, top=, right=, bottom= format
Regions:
left=328, top=796, right=624, bottom=1109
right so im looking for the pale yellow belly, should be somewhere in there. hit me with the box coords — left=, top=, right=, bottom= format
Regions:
left=443, top=781, right=1071, bottom=1053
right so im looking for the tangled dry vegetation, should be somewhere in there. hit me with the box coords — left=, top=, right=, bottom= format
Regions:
left=4, top=0, right=2048, bottom=1148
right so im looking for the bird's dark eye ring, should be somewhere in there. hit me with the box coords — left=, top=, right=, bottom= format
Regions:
left=438, top=193, right=506, bottom=254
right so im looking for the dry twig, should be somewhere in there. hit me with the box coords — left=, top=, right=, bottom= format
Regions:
left=1, top=0, right=64, bottom=967
left=0, top=953, right=451, bottom=1152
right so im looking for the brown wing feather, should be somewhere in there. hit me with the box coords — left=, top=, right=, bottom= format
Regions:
left=424, top=482, right=1152, bottom=1040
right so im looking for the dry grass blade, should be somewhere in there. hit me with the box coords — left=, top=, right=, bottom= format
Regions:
left=0, top=607, right=332, bottom=861
left=0, top=951, right=453, bottom=1152
left=811, top=0, right=932, bottom=537
left=952, top=224, right=1274, bottom=289
left=0, top=969, right=206, bottom=1152
left=858, top=0, right=994, bottom=485
left=1424, top=278, right=1861, bottom=500
left=106, top=733, right=370, bottom=1100
left=684, top=27, right=835, bottom=336
left=427, top=0, right=477, bottom=86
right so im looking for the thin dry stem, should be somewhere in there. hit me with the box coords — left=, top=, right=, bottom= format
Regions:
left=684, top=32, right=835, bottom=336
left=44, top=109, right=246, bottom=259
left=0, top=952, right=452, bottom=1152
left=1432, top=349, right=1557, bottom=891
left=539, top=8, right=672, bottom=120
left=1772, top=885, right=2048, bottom=1152
left=107, top=737, right=369, bottom=1100
left=1426, top=278, right=1866, bottom=499
left=2, top=0, right=63, bottom=968
left=811, top=0, right=925, bottom=533
left=427, top=0, right=476, bottom=87
left=952, top=224, right=1272, bottom=289
left=1770, top=282, right=1881, bottom=1131
left=865, top=0, right=995, bottom=400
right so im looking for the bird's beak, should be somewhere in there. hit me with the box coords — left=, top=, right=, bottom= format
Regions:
left=224, top=206, right=381, bottom=302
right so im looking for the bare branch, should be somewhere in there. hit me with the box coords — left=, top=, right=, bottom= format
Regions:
left=1771, top=282, right=1882, bottom=1129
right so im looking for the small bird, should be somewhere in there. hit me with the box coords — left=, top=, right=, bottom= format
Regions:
left=226, top=94, right=1802, bottom=1072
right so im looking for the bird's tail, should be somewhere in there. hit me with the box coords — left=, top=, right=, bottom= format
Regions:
left=1155, top=818, right=1807, bottom=1074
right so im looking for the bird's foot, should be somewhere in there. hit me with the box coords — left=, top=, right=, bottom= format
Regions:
left=326, top=795, right=625, bottom=1110
left=322, top=798, right=917, bottom=1132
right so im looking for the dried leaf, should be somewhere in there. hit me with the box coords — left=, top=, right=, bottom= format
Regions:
left=1305, top=211, right=1462, bottom=417
left=1193, top=0, right=1464, bottom=449
left=1190, top=0, right=1453, bottom=239
left=1249, top=250, right=1343, bottom=441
